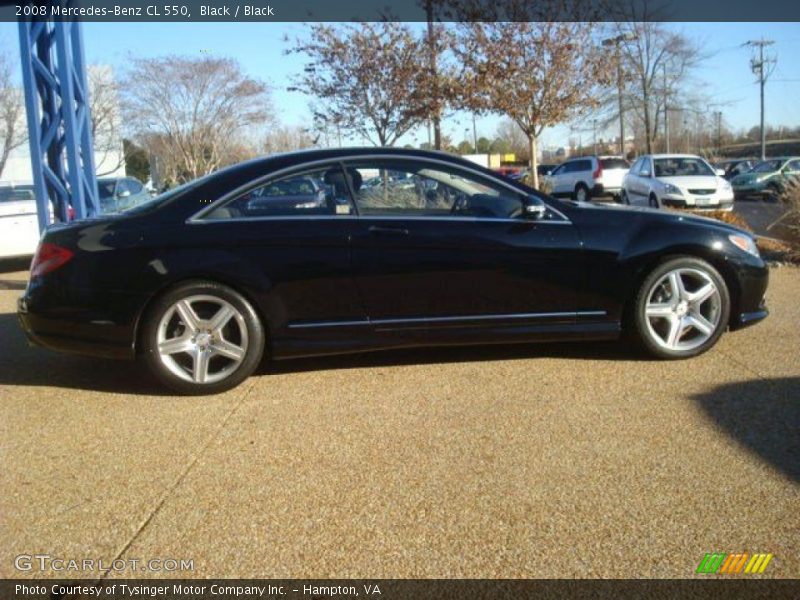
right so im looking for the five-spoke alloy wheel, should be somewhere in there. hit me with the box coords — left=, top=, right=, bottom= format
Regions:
left=633, top=257, right=730, bottom=359
left=142, top=281, right=265, bottom=394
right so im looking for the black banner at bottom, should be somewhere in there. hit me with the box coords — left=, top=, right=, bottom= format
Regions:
left=2, top=579, right=799, bottom=600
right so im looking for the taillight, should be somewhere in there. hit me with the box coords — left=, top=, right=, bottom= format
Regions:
left=593, top=160, right=603, bottom=180
left=30, top=242, right=74, bottom=278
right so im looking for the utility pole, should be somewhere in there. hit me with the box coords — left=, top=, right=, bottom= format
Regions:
left=472, top=114, right=478, bottom=152
left=425, top=0, right=442, bottom=151
left=602, top=32, right=638, bottom=158
left=744, top=39, right=775, bottom=161
left=663, top=63, right=670, bottom=153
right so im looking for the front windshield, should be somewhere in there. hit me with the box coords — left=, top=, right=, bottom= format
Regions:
left=751, top=160, right=783, bottom=173
left=653, top=157, right=714, bottom=177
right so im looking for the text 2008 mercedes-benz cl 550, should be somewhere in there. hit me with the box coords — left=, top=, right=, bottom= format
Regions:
left=18, top=148, right=768, bottom=394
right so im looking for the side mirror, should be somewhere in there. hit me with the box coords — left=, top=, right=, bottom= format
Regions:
left=523, top=196, right=547, bottom=220
left=715, top=168, right=726, bottom=177
left=117, top=189, right=131, bottom=199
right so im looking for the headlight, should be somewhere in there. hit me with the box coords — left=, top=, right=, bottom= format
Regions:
left=663, top=183, right=682, bottom=195
left=729, top=233, right=760, bottom=257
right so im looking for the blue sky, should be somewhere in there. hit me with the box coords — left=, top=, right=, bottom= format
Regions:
left=2, top=21, right=798, bottom=150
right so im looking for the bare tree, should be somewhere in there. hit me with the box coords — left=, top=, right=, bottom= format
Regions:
left=0, top=51, right=27, bottom=179
left=495, top=119, right=531, bottom=161
left=454, top=20, right=610, bottom=187
left=606, top=20, right=703, bottom=154
left=287, top=22, right=434, bottom=147
left=122, top=55, right=270, bottom=183
left=262, top=124, right=317, bottom=155
left=87, top=65, right=128, bottom=177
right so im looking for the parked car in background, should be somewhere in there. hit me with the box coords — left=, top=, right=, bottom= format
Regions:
left=621, top=154, right=734, bottom=211
left=544, top=155, right=630, bottom=202
left=97, top=176, right=151, bottom=213
left=0, top=183, right=40, bottom=259
left=17, top=148, right=768, bottom=394
left=715, top=158, right=756, bottom=180
left=731, top=157, right=800, bottom=200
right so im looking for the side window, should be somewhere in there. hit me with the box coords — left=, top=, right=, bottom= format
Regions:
left=630, top=158, right=641, bottom=173
left=641, top=158, right=652, bottom=176
left=127, top=178, right=144, bottom=194
left=345, top=159, right=526, bottom=220
left=551, top=164, right=565, bottom=176
left=563, top=161, right=577, bottom=173
left=116, top=180, right=131, bottom=196
left=204, top=165, right=355, bottom=220
left=577, top=159, right=592, bottom=172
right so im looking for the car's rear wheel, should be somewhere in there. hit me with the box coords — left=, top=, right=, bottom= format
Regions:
left=574, top=183, right=590, bottom=202
left=632, top=257, right=730, bottom=359
left=141, top=281, right=265, bottom=394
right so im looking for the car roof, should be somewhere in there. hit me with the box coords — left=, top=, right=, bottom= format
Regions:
left=646, top=154, right=705, bottom=159
left=204, top=146, right=506, bottom=183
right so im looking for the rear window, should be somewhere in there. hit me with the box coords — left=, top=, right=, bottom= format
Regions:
left=601, top=158, right=630, bottom=169
left=0, top=187, right=35, bottom=202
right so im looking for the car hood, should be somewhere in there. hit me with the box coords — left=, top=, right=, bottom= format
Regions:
left=569, top=200, right=751, bottom=236
left=732, top=172, right=772, bottom=185
left=657, top=175, right=719, bottom=189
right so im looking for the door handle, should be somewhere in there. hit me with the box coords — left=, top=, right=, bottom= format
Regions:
left=367, top=225, right=409, bottom=236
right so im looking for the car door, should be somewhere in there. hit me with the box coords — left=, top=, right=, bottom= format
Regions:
left=192, top=163, right=364, bottom=347
left=549, top=163, right=568, bottom=194
left=633, top=157, right=653, bottom=203
left=344, top=157, right=588, bottom=340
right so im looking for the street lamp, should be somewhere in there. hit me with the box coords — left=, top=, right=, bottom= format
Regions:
left=602, top=32, right=638, bottom=157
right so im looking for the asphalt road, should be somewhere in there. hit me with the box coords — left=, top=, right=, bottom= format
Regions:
left=0, top=266, right=798, bottom=579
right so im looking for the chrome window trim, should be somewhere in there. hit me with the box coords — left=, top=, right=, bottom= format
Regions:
left=188, top=214, right=572, bottom=226
left=288, top=310, right=607, bottom=329
left=187, top=154, right=571, bottom=224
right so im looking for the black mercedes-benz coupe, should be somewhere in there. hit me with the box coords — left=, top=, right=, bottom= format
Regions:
left=17, top=148, right=768, bottom=394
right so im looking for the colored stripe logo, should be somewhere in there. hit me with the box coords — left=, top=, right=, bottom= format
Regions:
left=696, top=552, right=773, bottom=574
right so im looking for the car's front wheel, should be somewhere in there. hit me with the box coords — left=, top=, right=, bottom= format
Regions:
left=620, top=189, right=631, bottom=205
left=141, top=281, right=265, bottom=394
left=632, top=257, right=730, bottom=359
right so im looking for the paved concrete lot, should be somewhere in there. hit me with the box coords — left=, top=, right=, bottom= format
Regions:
left=1, top=266, right=797, bottom=579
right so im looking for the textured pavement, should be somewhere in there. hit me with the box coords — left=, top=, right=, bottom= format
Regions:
left=0, top=265, right=798, bottom=579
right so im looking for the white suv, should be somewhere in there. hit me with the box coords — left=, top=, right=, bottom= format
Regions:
left=545, top=155, right=630, bottom=202
left=621, top=154, right=734, bottom=211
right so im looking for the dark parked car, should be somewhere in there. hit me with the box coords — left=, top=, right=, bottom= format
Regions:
left=715, top=158, right=756, bottom=181
left=18, top=148, right=769, bottom=394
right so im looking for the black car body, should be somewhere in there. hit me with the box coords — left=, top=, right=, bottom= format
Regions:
left=18, top=148, right=769, bottom=394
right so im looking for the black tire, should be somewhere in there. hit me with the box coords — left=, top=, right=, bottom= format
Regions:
left=648, top=193, right=660, bottom=208
left=632, top=257, right=730, bottom=360
left=620, top=190, right=631, bottom=205
left=574, top=183, right=591, bottom=202
left=141, top=280, right=265, bottom=395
